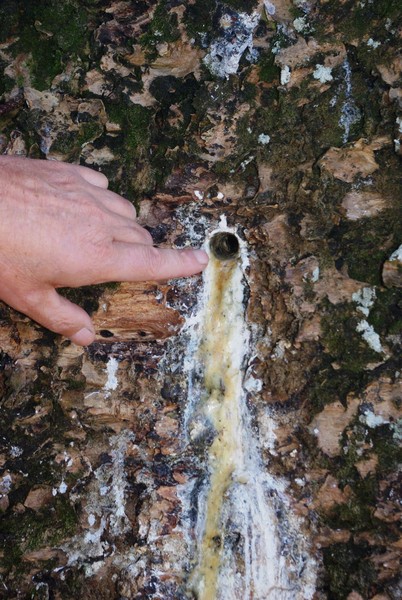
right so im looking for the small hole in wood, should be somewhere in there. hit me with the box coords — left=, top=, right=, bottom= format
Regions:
left=209, top=232, right=240, bottom=260
left=99, top=329, right=114, bottom=338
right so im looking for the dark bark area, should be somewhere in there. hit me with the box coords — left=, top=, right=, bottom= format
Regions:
left=0, top=1, right=401, bottom=599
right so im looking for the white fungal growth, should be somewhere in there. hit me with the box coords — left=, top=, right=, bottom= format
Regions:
left=258, top=133, right=271, bottom=144
left=293, top=17, right=308, bottom=33
left=313, top=64, right=333, bottom=83
left=203, top=11, right=260, bottom=78
left=104, top=357, right=119, bottom=392
left=61, top=431, right=134, bottom=576
left=280, top=65, right=291, bottom=85
left=264, top=1, right=276, bottom=16
left=311, top=266, right=320, bottom=282
left=389, top=244, right=402, bottom=261
left=356, top=320, right=384, bottom=354
left=10, top=446, right=23, bottom=458
left=360, top=409, right=388, bottom=428
left=0, top=474, right=12, bottom=496
left=367, top=38, right=381, bottom=49
left=58, top=481, right=68, bottom=494
left=352, top=287, right=376, bottom=317
left=352, top=287, right=384, bottom=353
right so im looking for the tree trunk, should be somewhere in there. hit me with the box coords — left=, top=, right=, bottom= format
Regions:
left=0, top=1, right=401, bottom=599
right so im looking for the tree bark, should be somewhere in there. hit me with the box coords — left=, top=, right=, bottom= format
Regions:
left=0, top=1, right=401, bottom=599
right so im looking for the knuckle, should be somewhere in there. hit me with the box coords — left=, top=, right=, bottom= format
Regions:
left=145, top=246, right=164, bottom=280
left=77, top=195, right=105, bottom=221
left=90, top=242, right=115, bottom=280
left=99, top=172, right=109, bottom=186
left=123, top=198, right=136, bottom=217
left=51, top=314, right=74, bottom=334
left=140, top=226, right=153, bottom=245
left=23, top=288, right=46, bottom=311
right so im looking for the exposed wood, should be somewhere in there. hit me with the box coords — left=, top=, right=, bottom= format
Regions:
left=0, top=1, right=401, bottom=599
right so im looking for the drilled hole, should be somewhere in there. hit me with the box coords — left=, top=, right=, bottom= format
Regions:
left=99, top=329, right=114, bottom=338
left=209, top=232, right=240, bottom=260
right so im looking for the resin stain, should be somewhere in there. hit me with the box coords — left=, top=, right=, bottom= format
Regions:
left=184, top=220, right=315, bottom=599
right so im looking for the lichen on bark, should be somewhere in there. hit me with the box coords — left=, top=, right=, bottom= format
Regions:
left=0, top=1, right=401, bottom=598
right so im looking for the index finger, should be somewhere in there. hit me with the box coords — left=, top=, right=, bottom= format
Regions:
left=105, top=243, right=209, bottom=282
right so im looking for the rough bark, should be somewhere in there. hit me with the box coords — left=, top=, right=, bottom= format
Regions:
left=0, top=1, right=401, bottom=599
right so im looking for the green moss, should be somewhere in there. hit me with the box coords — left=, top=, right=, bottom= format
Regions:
left=240, top=81, right=257, bottom=103
left=126, top=105, right=152, bottom=152
left=313, top=0, right=400, bottom=48
left=49, top=496, right=78, bottom=544
left=140, top=0, right=180, bottom=58
left=43, top=118, right=104, bottom=162
left=337, top=4, right=373, bottom=39
left=321, top=302, right=379, bottom=372
left=0, top=63, right=15, bottom=97
left=5, top=0, right=89, bottom=90
left=49, top=132, right=79, bottom=160
left=0, top=0, right=19, bottom=43
left=302, top=83, right=361, bottom=150
left=223, top=0, right=258, bottom=10
left=330, top=202, right=402, bottom=286
left=2, top=496, right=77, bottom=556
left=77, top=121, right=104, bottom=145
left=253, top=90, right=304, bottom=166
left=184, top=0, right=216, bottom=41
left=369, top=288, right=402, bottom=338
left=0, top=538, right=23, bottom=571
left=258, top=52, right=280, bottom=83
left=331, top=494, right=376, bottom=532
left=107, top=102, right=151, bottom=156
left=236, top=113, right=257, bottom=151
left=104, top=102, right=154, bottom=200
left=308, top=364, right=369, bottom=413
left=368, top=425, right=402, bottom=474
left=322, top=541, right=376, bottom=599
left=64, top=376, right=86, bottom=391
left=0, top=496, right=78, bottom=575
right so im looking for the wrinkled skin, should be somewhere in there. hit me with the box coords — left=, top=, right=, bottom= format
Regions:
left=0, top=157, right=208, bottom=345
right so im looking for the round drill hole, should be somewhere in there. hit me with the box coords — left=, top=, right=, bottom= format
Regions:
left=209, top=232, right=240, bottom=260
left=99, top=329, right=114, bottom=338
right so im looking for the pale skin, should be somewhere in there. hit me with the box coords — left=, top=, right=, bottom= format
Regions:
left=0, top=156, right=209, bottom=345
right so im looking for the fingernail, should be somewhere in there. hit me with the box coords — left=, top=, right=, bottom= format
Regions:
left=70, top=327, right=95, bottom=346
left=191, top=249, right=209, bottom=266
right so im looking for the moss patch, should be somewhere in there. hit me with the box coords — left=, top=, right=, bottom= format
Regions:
left=0, top=496, right=78, bottom=571
left=330, top=202, right=402, bottom=286
left=369, top=288, right=402, bottom=339
left=322, top=541, right=376, bottom=599
left=321, top=302, right=380, bottom=372
left=140, top=0, right=180, bottom=59
left=184, top=0, right=217, bottom=42
left=8, top=0, right=90, bottom=90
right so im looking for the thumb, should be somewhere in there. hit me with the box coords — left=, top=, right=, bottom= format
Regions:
left=20, top=288, right=96, bottom=346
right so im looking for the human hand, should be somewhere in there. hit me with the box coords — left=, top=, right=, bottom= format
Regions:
left=0, top=156, right=208, bottom=345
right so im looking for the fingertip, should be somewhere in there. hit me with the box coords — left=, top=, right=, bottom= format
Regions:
left=109, top=243, right=208, bottom=282
left=188, top=248, right=209, bottom=268
left=69, top=326, right=96, bottom=346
